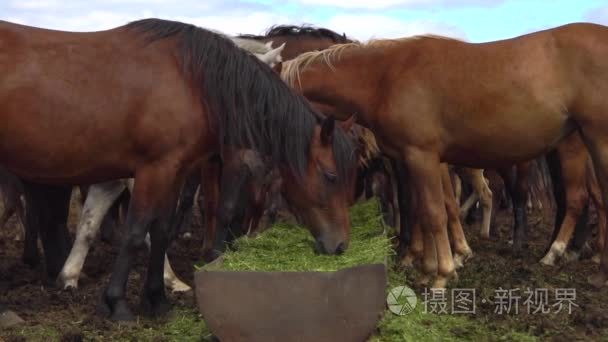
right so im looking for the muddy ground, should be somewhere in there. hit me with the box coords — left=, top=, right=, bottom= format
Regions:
left=0, top=191, right=607, bottom=341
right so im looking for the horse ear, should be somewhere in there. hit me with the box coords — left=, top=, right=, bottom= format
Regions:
left=338, top=114, right=356, bottom=132
left=260, top=43, right=285, bottom=65
left=321, top=116, right=335, bottom=146
left=265, top=40, right=274, bottom=48
left=272, top=62, right=283, bottom=74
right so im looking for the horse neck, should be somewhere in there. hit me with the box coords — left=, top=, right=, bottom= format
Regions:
left=296, top=49, right=381, bottom=125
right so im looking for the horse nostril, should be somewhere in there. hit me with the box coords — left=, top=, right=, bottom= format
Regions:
left=335, top=242, right=346, bottom=255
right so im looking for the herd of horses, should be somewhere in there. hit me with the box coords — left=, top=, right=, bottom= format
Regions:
left=1, top=17, right=608, bottom=325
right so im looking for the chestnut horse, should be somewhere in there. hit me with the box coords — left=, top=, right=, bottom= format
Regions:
left=282, top=23, right=608, bottom=288
left=0, top=19, right=355, bottom=321
left=258, top=24, right=475, bottom=271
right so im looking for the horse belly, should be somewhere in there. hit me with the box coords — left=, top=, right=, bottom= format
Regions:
left=443, top=111, right=574, bottom=168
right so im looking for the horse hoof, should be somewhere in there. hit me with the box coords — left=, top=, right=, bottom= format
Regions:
left=479, top=232, right=490, bottom=240
left=453, top=256, right=464, bottom=269
left=588, top=273, right=608, bottom=289
left=539, top=254, right=556, bottom=267
left=203, top=250, right=221, bottom=263
left=97, top=296, right=135, bottom=322
left=181, top=232, right=192, bottom=240
left=169, top=282, right=192, bottom=293
left=563, top=250, right=580, bottom=263
left=57, top=273, right=79, bottom=291
left=400, top=256, right=415, bottom=269
left=592, top=254, right=601, bottom=264
left=0, top=310, right=24, bottom=328
left=140, top=292, right=171, bottom=318
left=22, top=255, right=40, bottom=268
left=110, top=303, right=136, bottom=322
left=416, top=275, right=432, bottom=287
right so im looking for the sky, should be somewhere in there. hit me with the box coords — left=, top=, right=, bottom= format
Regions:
left=1, top=0, right=608, bottom=42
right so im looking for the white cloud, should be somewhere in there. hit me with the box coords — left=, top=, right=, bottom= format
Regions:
left=297, top=0, right=431, bottom=10
left=176, top=12, right=294, bottom=36
left=325, top=14, right=467, bottom=40
left=294, top=0, right=501, bottom=10
left=9, top=0, right=63, bottom=10
left=585, top=6, right=608, bottom=25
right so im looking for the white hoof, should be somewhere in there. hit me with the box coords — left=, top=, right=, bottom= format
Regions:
left=539, top=253, right=556, bottom=267
left=59, top=275, right=79, bottom=290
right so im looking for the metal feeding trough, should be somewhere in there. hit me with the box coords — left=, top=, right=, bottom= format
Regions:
left=194, top=258, right=387, bottom=342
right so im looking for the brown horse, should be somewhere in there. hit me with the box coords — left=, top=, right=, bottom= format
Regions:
left=238, top=25, right=352, bottom=61
left=0, top=19, right=355, bottom=320
left=282, top=23, right=608, bottom=288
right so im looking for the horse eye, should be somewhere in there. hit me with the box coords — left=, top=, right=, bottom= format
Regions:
left=324, top=171, right=337, bottom=183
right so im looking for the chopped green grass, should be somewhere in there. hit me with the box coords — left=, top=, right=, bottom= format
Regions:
left=219, top=199, right=394, bottom=272
left=211, top=199, right=539, bottom=341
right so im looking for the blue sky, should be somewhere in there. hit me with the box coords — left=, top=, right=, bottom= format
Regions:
left=2, top=0, right=608, bottom=42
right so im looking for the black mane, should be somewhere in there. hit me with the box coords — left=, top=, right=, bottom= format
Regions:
left=238, top=24, right=352, bottom=43
left=124, top=19, right=354, bottom=183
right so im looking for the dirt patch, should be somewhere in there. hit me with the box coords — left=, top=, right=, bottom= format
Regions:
left=0, top=193, right=207, bottom=341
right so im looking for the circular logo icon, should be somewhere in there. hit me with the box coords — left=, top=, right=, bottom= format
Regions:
left=387, top=285, right=417, bottom=316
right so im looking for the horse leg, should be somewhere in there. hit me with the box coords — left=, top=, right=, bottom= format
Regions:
left=142, top=235, right=191, bottom=293
left=586, top=161, right=606, bottom=263
left=58, top=180, right=126, bottom=289
left=499, top=163, right=529, bottom=254
left=451, top=171, right=462, bottom=207
left=564, top=203, right=591, bottom=262
left=576, top=117, right=608, bottom=287
left=403, top=149, right=454, bottom=289
left=99, top=199, right=121, bottom=244
left=376, top=173, right=395, bottom=227
left=172, top=172, right=199, bottom=240
left=382, top=157, right=400, bottom=232
left=0, top=207, right=15, bottom=235
left=16, top=195, right=24, bottom=238
left=459, top=192, right=478, bottom=220
left=99, top=165, right=182, bottom=321
left=442, top=164, right=472, bottom=268
left=21, top=194, right=40, bottom=268
left=470, top=169, right=493, bottom=239
left=23, top=182, right=73, bottom=282
left=201, top=160, right=221, bottom=262
left=392, top=158, right=418, bottom=266
left=541, top=141, right=588, bottom=266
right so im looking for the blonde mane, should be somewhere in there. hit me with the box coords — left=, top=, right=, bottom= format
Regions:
left=355, top=126, right=381, bottom=168
left=281, top=34, right=459, bottom=87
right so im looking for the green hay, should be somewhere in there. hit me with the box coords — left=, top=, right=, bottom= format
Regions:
left=218, top=199, right=394, bottom=272
left=209, top=199, right=539, bottom=341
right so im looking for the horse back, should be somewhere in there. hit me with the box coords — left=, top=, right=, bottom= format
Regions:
left=0, top=21, right=206, bottom=184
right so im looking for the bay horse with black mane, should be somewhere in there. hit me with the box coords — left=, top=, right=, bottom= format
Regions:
left=0, top=18, right=355, bottom=321
left=282, top=23, right=608, bottom=288
left=238, top=24, right=352, bottom=60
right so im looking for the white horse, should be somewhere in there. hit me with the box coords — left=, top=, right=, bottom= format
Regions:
left=57, top=37, right=286, bottom=292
